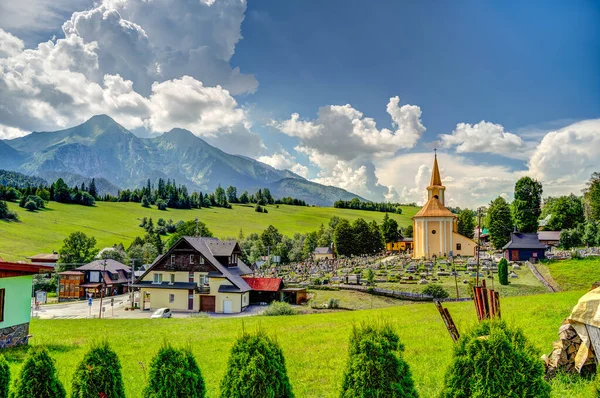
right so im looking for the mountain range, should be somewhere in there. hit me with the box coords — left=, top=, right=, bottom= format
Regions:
left=0, top=115, right=364, bottom=206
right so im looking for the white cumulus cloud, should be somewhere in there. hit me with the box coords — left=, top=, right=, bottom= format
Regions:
left=439, top=120, right=528, bottom=159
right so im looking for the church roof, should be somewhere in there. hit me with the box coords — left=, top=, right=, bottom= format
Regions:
left=413, top=197, right=455, bottom=218
left=430, top=154, right=443, bottom=186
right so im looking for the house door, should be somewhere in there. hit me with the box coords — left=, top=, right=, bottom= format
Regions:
left=188, top=290, right=194, bottom=311
left=512, top=250, right=519, bottom=261
left=200, top=296, right=215, bottom=312
left=223, top=300, right=233, bottom=314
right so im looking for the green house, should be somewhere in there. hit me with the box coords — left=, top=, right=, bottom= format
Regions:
left=0, top=261, right=53, bottom=348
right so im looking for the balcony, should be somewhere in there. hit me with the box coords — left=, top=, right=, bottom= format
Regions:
left=196, top=285, right=210, bottom=294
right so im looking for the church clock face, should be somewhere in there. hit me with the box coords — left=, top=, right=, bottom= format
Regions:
left=432, top=230, right=437, bottom=235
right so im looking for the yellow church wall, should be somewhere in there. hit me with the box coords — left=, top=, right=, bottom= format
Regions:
left=451, top=232, right=477, bottom=257
left=413, top=217, right=475, bottom=259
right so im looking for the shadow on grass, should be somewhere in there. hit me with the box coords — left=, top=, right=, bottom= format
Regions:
left=3, top=343, right=80, bottom=363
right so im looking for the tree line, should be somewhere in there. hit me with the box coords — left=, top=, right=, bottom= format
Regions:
left=482, top=173, right=600, bottom=250
left=0, top=319, right=556, bottom=398
left=334, top=197, right=404, bottom=214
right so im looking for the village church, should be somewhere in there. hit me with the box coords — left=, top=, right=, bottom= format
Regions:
left=412, top=154, right=476, bottom=259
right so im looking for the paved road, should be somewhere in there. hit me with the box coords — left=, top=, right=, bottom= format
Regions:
left=36, top=294, right=265, bottom=319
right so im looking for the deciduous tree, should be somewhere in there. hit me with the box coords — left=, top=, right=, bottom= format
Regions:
left=487, top=197, right=513, bottom=250
left=513, top=177, right=543, bottom=232
left=58, top=232, right=98, bottom=271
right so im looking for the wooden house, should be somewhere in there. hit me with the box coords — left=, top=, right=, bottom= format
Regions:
left=538, top=231, right=561, bottom=247
left=0, top=261, right=53, bottom=348
left=386, top=237, right=414, bottom=252
left=133, top=237, right=253, bottom=314
left=503, top=232, right=547, bottom=262
left=57, top=271, right=85, bottom=300
left=76, top=259, right=131, bottom=298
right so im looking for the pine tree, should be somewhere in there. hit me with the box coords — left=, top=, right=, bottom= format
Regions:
left=71, top=342, right=126, bottom=398
left=0, top=354, right=9, bottom=398
left=11, top=347, right=66, bottom=398
left=143, top=345, right=206, bottom=398
left=340, top=322, right=418, bottom=398
left=440, top=320, right=550, bottom=398
left=498, top=258, right=509, bottom=285
left=220, top=331, right=294, bottom=398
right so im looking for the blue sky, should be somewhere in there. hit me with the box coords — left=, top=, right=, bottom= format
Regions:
left=0, top=0, right=599, bottom=206
left=234, top=0, right=600, bottom=159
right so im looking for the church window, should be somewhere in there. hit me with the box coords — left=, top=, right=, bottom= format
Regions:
left=433, top=195, right=439, bottom=199
left=456, top=243, right=462, bottom=251
left=432, top=230, right=436, bottom=235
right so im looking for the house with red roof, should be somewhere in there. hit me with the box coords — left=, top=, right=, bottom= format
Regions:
left=243, top=277, right=285, bottom=304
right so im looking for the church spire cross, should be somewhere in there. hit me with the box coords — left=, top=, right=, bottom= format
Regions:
left=430, top=151, right=442, bottom=187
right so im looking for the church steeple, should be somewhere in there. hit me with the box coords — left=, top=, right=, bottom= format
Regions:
left=427, top=151, right=446, bottom=205
left=430, top=151, right=443, bottom=187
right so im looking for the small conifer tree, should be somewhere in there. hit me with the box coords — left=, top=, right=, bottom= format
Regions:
left=0, top=355, right=9, bottom=398
left=220, top=331, right=294, bottom=398
left=498, top=258, right=509, bottom=285
left=70, top=342, right=126, bottom=398
left=340, top=322, right=418, bottom=398
left=143, top=344, right=206, bottom=398
left=11, top=347, right=66, bottom=398
left=440, top=320, right=550, bottom=398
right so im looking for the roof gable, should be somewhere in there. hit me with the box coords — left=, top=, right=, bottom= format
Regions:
left=502, top=232, right=547, bottom=250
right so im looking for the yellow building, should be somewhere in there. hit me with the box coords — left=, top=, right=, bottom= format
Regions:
left=412, top=154, right=476, bottom=259
left=386, top=238, right=413, bottom=253
left=313, top=247, right=335, bottom=260
left=134, top=237, right=253, bottom=314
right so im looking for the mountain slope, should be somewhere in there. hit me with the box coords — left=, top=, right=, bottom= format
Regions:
left=0, top=140, right=24, bottom=169
left=1, top=115, right=364, bottom=205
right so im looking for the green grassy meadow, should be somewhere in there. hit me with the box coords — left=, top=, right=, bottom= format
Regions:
left=537, top=257, right=600, bottom=292
left=2, top=290, right=592, bottom=398
left=0, top=201, right=418, bottom=261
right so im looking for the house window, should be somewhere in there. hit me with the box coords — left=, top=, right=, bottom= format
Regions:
left=170, top=255, right=175, bottom=265
left=189, top=272, right=194, bottom=283
left=0, top=289, right=4, bottom=322
left=456, top=243, right=462, bottom=251
left=199, top=256, right=205, bottom=265
left=60, top=284, right=64, bottom=292
left=153, top=273, right=163, bottom=284
left=190, top=255, right=194, bottom=264
left=230, top=254, right=238, bottom=264
left=169, top=294, right=175, bottom=303
left=170, top=274, right=175, bottom=284
left=202, top=276, right=209, bottom=286
left=90, top=271, right=100, bottom=283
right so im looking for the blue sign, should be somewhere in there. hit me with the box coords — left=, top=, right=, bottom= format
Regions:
left=88, top=298, right=93, bottom=307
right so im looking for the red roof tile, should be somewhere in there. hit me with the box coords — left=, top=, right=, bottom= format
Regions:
left=242, top=277, right=283, bottom=292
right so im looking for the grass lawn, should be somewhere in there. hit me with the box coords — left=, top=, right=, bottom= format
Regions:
left=306, top=288, right=416, bottom=310
left=0, top=201, right=418, bottom=261
left=376, top=263, right=550, bottom=298
left=3, top=290, right=594, bottom=397
left=538, top=257, right=600, bottom=291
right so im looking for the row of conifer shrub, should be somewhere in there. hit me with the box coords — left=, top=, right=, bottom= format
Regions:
left=1, top=320, right=597, bottom=397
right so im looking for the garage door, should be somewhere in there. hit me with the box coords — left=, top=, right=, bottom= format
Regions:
left=200, top=296, right=215, bottom=312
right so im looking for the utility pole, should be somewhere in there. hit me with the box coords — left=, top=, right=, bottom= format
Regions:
left=476, top=208, right=483, bottom=286
left=99, top=259, right=106, bottom=319
left=453, top=255, right=459, bottom=299
left=130, top=258, right=135, bottom=309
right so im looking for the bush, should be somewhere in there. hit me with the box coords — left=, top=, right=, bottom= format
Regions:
left=11, top=347, right=66, bottom=398
left=255, top=204, right=263, bottom=213
left=220, top=331, right=294, bottom=398
left=70, top=342, right=126, bottom=398
left=263, top=301, right=296, bottom=316
left=0, top=355, right=9, bottom=398
left=157, top=199, right=167, bottom=211
left=422, top=284, right=449, bottom=299
left=24, top=200, right=38, bottom=212
left=143, top=344, right=206, bottom=398
left=0, top=200, right=18, bottom=221
left=440, top=320, right=550, bottom=398
left=141, top=195, right=151, bottom=208
left=498, top=258, right=509, bottom=285
left=340, top=322, right=418, bottom=398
